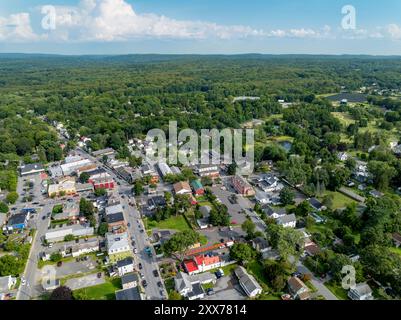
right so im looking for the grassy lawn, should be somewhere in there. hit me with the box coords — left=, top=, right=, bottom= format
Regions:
left=325, top=281, right=349, bottom=300
left=331, top=112, right=355, bottom=126
left=146, top=215, right=192, bottom=232
left=210, top=263, right=239, bottom=276
left=319, top=191, right=357, bottom=210
left=246, top=260, right=269, bottom=291
left=389, top=246, right=401, bottom=257
left=202, top=282, right=215, bottom=290
left=73, top=278, right=122, bottom=300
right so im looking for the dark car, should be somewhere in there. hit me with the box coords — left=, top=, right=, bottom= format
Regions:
left=140, top=229, right=144, bottom=233
left=57, top=261, right=62, bottom=267
left=138, top=263, right=143, bottom=270
left=157, top=281, right=163, bottom=288
left=97, top=273, right=102, bottom=278
left=207, top=288, right=215, bottom=296
left=142, top=280, right=148, bottom=288
left=42, top=216, right=46, bottom=220
left=127, top=223, right=131, bottom=227
left=153, top=270, right=159, bottom=277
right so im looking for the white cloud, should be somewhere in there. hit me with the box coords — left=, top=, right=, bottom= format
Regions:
left=387, top=24, right=401, bottom=40
left=0, top=13, right=38, bottom=42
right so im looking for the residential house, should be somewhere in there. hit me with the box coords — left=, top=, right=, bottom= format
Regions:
left=173, top=181, right=192, bottom=195
left=106, top=212, right=126, bottom=233
left=304, top=242, right=321, bottom=257
left=188, top=194, right=198, bottom=206
left=115, top=286, right=142, bottom=300
left=234, top=266, right=263, bottom=298
left=255, top=190, right=270, bottom=205
left=174, top=271, right=217, bottom=300
left=183, top=254, right=221, bottom=275
left=20, top=163, right=45, bottom=176
left=251, top=237, right=270, bottom=253
left=262, top=206, right=287, bottom=219
left=337, top=152, right=349, bottom=162
left=6, top=212, right=29, bottom=231
left=191, top=180, right=205, bottom=196
left=392, top=233, right=401, bottom=248
left=257, top=174, right=281, bottom=193
left=106, top=232, right=131, bottom=262
left=348, top=283, right=374, bottom=300
left=288, top=276, right=310, bottom=300
left=193, top=164, right=220, bottom=179
left=147, top=196, right=167, bottom=210
left=117, top=257, right=135, bottom=276
left=0, top=276, right=17, bottom=292
left=369, top=190, right=384, bottom=198
left=157, top=162, right=173, bottom=177
left=277, top=214, right=297, bottom=228
left=308, top=198, right=325, bottom=212
left=232, top=175, right=255, bottom=196
left=121, top=273, right=139, bottom=289
left=197, top=206, right=211, bottom=230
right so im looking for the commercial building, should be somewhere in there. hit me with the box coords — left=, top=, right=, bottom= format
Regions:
left=231, top=175, right=255, bottom=196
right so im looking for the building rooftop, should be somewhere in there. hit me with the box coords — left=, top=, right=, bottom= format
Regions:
left=121, top=273, right=138, bottom=286
left=115, top=287, right=142, bottom=300
left=106, top=212, right=125, bottom=224
left=117, top=257, right=134, bottom=268
left=20, top=163, right=44, bottom=174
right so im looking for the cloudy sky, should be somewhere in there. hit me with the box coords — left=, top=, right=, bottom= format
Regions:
left=1, top=0, right=401, bottom=55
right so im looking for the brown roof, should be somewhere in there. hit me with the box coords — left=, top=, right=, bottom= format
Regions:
left=298, top=291, right=311, bottom=300
left=288, top=277, right=306, bottom=292
left=173, top=181, right=191, bottom=194
left=392, top=233, right=401, bottom=243
left=305, top=243, right=321, bottom=256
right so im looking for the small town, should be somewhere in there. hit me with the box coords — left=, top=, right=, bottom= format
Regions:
left=1, top=1, right=401, bottom=310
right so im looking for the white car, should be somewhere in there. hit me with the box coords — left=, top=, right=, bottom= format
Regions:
left=21, top=278, right=26, bottom=286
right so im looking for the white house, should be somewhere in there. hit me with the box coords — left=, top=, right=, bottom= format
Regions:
left=348, top=283, right=374, bottom=301
left=106, top=232, right=130, bottom=256
left=117, top=257, right=135, bottom=276
left=0, top=275, right=17, bottom=292
left=277, top=214, right=297, bottom=228
left=337, top=152, right=349, bottom=162
left=234, top=266, right=262, bottom=297
left=255, top=190, right=271, bottom=205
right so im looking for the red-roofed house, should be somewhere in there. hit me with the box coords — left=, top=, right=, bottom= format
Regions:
left=183, top=260, right=199, bottom=275
left=183, top=254, right=222, bottom=275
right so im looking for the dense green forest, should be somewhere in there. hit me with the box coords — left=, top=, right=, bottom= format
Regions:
left=1, top=55, right=401, bottom=297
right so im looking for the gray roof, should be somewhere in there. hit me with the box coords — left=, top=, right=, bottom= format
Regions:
left=263, top=206, right=286, bottom=216
left=252, top=237, right=269, bottom=250
left=106, top=212, right=125, bottom=224
left=116, top=257, right=134, bottom=268
left=115, top=287, right=142, bottom=300
left=352, top=283, right=373, bottom=296
left=174, top=272, right=192, bottom=292
left=20, top=163, right=44, bottom=174
left=277, top=214, right=297, bottom=225
left=234, top=266, right=262, bottom=294
left=309, top=198, right=323, bottom=210
left=8, top=212, right=28, bottom=226
left=121, top=273, right=138, bottom=285
left=187, top=282, right=204, bottom=299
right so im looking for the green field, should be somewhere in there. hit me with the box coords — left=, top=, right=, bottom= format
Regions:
left=389, top=247, right=401, bottom=257
left=146, top=215, right=192, bottom=232
left=73, top=278, right=122, bottom=300
left=319, top=191, right=357, bottom=210
left=325, top=281, right=349, bottom=300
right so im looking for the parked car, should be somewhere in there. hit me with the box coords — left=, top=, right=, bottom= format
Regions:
left=57, top=261, right=62, bottom=267
left=138, top=263, right=143, bottom=270
left=153, top=270, right=159, bottom=277
left=97, top=273, right=102, bottom=278
left=207, top=288, right=215, bottom=296
left=142, top=280, right=148, bottom=288
left=157, top=281, right=163, bottom=288
left=127, top=223, right=131, bottom=227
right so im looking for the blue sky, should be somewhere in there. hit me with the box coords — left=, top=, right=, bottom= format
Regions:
left=1, top=0, right=401, bottom=55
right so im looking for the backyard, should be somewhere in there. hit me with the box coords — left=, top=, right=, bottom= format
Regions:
left=145, top=215, right=192, bottom=232
left=73, top=278, right=122, bottom=300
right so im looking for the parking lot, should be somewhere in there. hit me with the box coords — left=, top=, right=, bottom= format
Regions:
left=204, top=276, right=246, bottom=300
left=52, top=256, right=98, bottom=278
left=65, top=272, right=105, bottom=290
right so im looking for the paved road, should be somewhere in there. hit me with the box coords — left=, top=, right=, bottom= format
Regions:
left=77, top=148, right=166, bottom=300
left=296, top=261, right=338, bottom=300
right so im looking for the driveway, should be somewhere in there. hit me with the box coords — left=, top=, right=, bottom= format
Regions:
left=204, top=276, right=246, bottom=300
left=65, top=273, right=105, bottom=290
